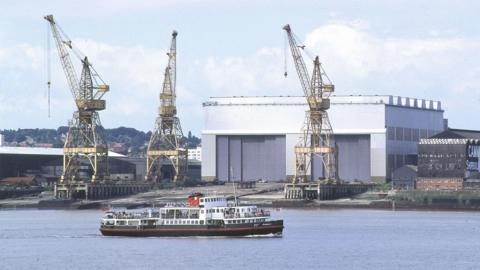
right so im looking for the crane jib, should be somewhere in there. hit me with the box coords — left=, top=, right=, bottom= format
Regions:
left=45, top=14, right=108, bottom=109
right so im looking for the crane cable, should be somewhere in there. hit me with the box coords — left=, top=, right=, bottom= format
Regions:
left=283, top=29, right=333, bottom=95
left=46, top=21, right=51, bottom=118
left=292, top=31, right=315, bottom=61
left=46, top=19, right=107, bottom=104
left=284, top=30, right=316, bottom=78
left=283, top=34, right=288, bottom=78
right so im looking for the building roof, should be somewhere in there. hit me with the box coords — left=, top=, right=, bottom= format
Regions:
left=392, top=165, right=417, bottom=174
left=404, top=165, right=418, bottom=172
left=392, top=165, right=417, bottom=180
left=430, top=128, right=480, bottom=140
left=419, top=138, right=480, bottom=145
left=204, top=95, right=442, bottom=111
left=0, top=146, right=125, bottom=157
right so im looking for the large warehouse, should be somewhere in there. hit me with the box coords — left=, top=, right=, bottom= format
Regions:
left=201, top=95, right=445, bottom=183
left=0, top=146, right=201, bottom=182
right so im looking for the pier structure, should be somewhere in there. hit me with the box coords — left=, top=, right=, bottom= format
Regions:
left=54, top=182, right=152, bottom=200
left=235, top=181, right=256, bottom=189
left=284, top=182, right=375, bottom=200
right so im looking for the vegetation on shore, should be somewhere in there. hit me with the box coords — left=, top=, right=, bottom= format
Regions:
left=0, top=127, right=201, bottom=156
left=391, top=190, right=480, bottom=206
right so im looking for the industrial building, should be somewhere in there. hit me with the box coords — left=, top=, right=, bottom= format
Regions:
left=202, top=95, right=445, bottom=183
left=0, top=146, right=201, bottom=184
left=0, top=146, right=133, bottom=182
left=417, top=129, right=480, bottom=191
left=391, top=165, right=417, bottom=190
left=188, top=147, right=202, bottom=161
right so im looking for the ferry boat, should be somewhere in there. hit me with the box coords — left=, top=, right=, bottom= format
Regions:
left=99, top=193, right=284, bottom=237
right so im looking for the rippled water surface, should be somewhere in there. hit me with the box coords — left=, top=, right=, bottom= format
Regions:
left=1, top=208, right=480, bottom=270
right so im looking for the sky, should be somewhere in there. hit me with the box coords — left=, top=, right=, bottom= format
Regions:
left=0, top=0, right=479, bottom=136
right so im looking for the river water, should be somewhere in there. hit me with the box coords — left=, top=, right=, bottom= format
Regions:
left=1, top=208, right=479, bottom=270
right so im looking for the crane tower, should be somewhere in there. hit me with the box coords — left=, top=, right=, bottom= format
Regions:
left=283, top=24, right=337, bottom=183
left=145, top=31, right=188, bottom=183
left=45, top=15, right=110, bottom=185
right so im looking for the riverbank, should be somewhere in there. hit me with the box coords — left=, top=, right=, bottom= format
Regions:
left=0, top=183, right=286, bottom=210
left=3, top=184, right=480, bottom=211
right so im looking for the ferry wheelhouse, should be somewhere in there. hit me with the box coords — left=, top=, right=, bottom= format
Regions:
left=100, top=193, right=283, bottom=237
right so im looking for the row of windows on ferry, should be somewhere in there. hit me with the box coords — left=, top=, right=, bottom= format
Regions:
left=164, top=220, right=203, bottom=225
left=226, top=218, right=266, bottom=224
left=162, top=218, right=266, bottom=225
left=161, top=209, right=200, bottom=219
left=387, top=127, right=442, bottom=141
left=200, top=197, right=225, bottom=203
left=159, top=207, right=253, bottom=219
left=112, top=220, right=206, bottom=226
left=202, top=207, right=255, bottom=213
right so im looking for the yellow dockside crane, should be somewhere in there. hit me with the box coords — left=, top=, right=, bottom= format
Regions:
left=45, top=15, right=110, bottom=185
left=145, top=31, right=188, bottom=183
left=283, top=24, right=337, bottom=183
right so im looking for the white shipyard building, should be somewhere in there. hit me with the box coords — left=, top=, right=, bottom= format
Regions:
left=201, top=95, right=445, bottom=183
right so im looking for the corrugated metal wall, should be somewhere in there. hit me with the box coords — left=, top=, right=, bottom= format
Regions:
left=313, top=135, right=371, bottom=181
left=216, top=135, right=286, bottom=181
left=217, top=135, right=370, bottom=182
left=229, top=136, right=242, bottom=181
left=241, top=136, right=263, bottom=180
left=216, top=136, right=229, bottom=181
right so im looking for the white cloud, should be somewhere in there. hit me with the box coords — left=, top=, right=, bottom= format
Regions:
left=203, top=47, right=299, bottom=96
left=201, top=22, right=480, bottom=130
left=302, top=23, right=480, bottom=131
left=2, top=21, right=480, bottom=133
left=0, top=44, right=43, bottom=70
left=303, top=23, right=479, bottom=80
left=72, top=39, right=167, bottom=95
left=0, top=39, right=173, bottom=130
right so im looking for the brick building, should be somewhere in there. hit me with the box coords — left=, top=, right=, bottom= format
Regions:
left=417, top=129, right=480, bottom=191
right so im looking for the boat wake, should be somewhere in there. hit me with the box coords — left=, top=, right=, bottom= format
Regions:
left=45, top=234, right=101, bottom=239
left=0, top=233, right=101, bottom=240
left=243, top=233, right=283, bottom=238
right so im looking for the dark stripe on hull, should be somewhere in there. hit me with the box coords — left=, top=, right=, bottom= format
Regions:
left=100, top=221, right=284, bottom=237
